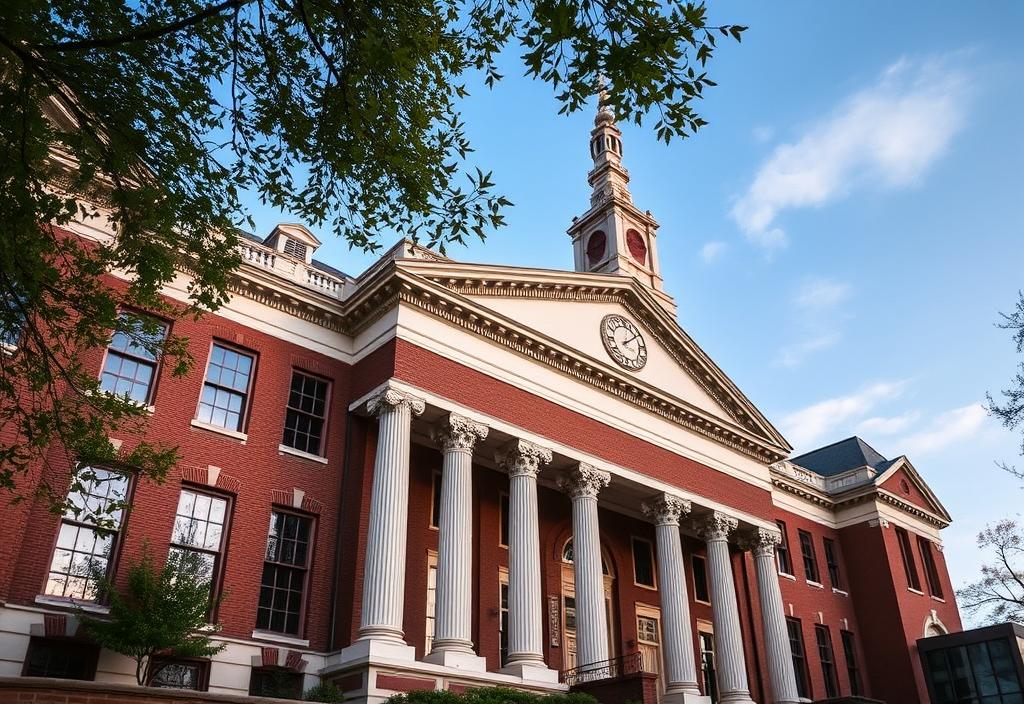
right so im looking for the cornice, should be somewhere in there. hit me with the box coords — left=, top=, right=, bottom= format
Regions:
left=401, top=268, right=789, bottom=452
left=393, top=271, right=786, bottom=465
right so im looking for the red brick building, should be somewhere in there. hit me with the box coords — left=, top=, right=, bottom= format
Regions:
left=0, top=103, right=961, bottom=704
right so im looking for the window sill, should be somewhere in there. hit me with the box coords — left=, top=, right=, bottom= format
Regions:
left=778, top=571, right=797, bottom=581
left=694, top=599, right=712, bottom=606
left=2, top=342, right=18, bottom=356
left=806, top=580, right=824, bottom=589
left=931, top=595, right=946, bottom=603
left=251, top=630, right=309, bottom=648
left=832, top=588, right=849, bottom=597
left=191, top=419, right=247, bottom=443
left=908, top=587, right=925, bottom=595
left=35, top=594, right=110, bottom=615
left=277, top=444, right=328, bottom=464
left=633, top=582, right=658, bottom=592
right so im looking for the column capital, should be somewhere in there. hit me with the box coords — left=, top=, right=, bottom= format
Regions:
left=366, top=384, right=426, bottom=417
left=496, top=439, right=553, bottom=479
left=694, top=511, right=739, bottom=542
left=739, top=527, right=782, bottom=558
left=432, top=413, right=488, bottom=453
left=558, top=463, right=610, bottom=500
left=641, top=493, right=692, bottom=526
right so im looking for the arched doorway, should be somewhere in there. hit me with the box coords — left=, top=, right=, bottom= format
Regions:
left=561, top=538, right=618, bottom=670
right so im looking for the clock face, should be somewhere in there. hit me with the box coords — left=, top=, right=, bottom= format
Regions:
left=600, top=314, right=648, bottom=370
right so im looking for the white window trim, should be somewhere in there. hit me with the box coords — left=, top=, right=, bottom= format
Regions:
left=832, top=588, right=849, bottom=597
left=251, top=630, right=310, bottom=648
left=778, top=571, right=797, bottom=581
left=278, top=444, right=328, bottom=464
left=692, top=555, right=711, bottom=605
left=35, top=594, right=110, bottom=615
left=806, top=580, right=824, bottom=589
left=190, top=419, right=248, bottom=443
left=631, top=535, right=657, bottom=590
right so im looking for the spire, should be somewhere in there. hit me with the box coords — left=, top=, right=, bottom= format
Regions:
left=567, top=83, right=676, bottom=314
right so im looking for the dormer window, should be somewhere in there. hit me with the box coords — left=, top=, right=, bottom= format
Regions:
left=283, top=238, right=307, bottom=261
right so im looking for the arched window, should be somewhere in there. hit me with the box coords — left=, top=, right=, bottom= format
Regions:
left=586, top=231, right=607, bottom=266
left=562, top=539, right=611, bottom=576
left=626, top=229, right=647, bottom=266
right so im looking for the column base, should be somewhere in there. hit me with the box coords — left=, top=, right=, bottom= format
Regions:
left=338, top=636, right=417, bottom=664
left=422, top=648, right=488, bottom=671
left=718, top=694, right=756, bottom=704
left=500, top=661, right=561, bottom=683
left=662, top=691, right=712, bottom=704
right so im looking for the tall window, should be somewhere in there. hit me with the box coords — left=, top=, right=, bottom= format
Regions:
left=425, top=553, right=438, bottom=651
left=918, top=537, right=944, bottom=598
left=799, top=530, right=820, bottom=583
left=815, top=625, right=839, bottom=698
left=99, top=314, right=167, bottom=405
left=787, top=618, right=811, bottom=699
left=168, top=489, right=229, bottom=603
left=499, top=578, right=510, bottom=666
left=692, top=555, right=710, bottom=603
left=499, top=493, right=510, bottom=548
left=256, top=511, right=312, bottom=635
left=823, top=538, right=842, bottom=590
left=632, top=536, right=656, bottom=588
left=197, top=343, right=255, bottom=432
left=776, top=521, right=794, bottom=575
left=429, top=471, right=442, bottom=529
left=699, top=631, right=718, bottom=702
left=281, top=371, right=329, bottom=456
left=841, top=630, right=862, bottom=696
left=45, top=467, right=129, bottom=601
left=896, top=527, right=922, bottom=591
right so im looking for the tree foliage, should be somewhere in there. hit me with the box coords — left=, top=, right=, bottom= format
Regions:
left=80, top=547, right=226, bottom=685
left=386, top=687, right=598, bottom=704
left=988, top=291, right=1024, bottom=476
left=959, top=519, right=1024, bottom=626
left=0, top=0, right=744, bottom=520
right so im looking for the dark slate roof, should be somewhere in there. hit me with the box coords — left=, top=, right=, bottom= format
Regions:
left=790, top=436, right=891, bottom=476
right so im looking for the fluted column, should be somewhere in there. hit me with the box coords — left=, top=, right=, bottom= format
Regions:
left=497, top=439, right=558, bottom=682
left=695, top=513, right=755, bottom=704
left=642, top=494, right=706, bottom=703
left=425, top=413, right=489, bottom=670
left=353, top=385, right=425, bottom=659
left=743, top=529, right=800, bottom=704
left=558, top=464, right=611, bottom=672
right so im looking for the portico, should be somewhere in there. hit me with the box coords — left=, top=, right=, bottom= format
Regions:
left=329, top=379, right=800, bottom=703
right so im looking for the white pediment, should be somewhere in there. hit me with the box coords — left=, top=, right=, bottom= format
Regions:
left=461, top=293, right=733, bottom=424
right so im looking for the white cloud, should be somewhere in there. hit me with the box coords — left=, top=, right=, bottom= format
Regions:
left=896, top=403, right=988, bottom=457
left=776, top=333, right=840, bottom=368
left=780, top=381, right=907, bottom=450
left=795, top=278, right=851, bottom=310
left=856, top=411, right=921, bottom=436
left=732, top=55, right=970, bottom=249
left=699, top=241, right=727, bottom=264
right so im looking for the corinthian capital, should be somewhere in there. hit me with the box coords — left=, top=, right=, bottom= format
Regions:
left=557, top=463, right=611, bottom=500
left=739, top=527, right=782, bottom=557
left=694, top=512, right=739, bottom=542
left=495, top=438, right=553, bottom=479
left=365, top=384, right=426, bottom=417
left=641, top=493, right=692, bottom=526
left=431, top=413, right=489, bottom=453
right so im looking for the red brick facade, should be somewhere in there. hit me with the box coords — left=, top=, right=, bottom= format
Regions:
left=0, top=244, right=961, bottom=704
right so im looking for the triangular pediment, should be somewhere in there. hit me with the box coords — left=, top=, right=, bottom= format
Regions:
left=393, top=259, right=790, bottom=459
left=876, top=457, right=952, bottom=523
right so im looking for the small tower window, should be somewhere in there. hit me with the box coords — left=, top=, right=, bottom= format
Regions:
left=586, top=231, right=607, bottom=266
left=626, top=229, right=647, bottom=266
left=283, top=238, right=307, bottom=260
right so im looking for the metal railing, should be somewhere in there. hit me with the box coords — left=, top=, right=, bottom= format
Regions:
left=561, top=651, right=644, bottom=686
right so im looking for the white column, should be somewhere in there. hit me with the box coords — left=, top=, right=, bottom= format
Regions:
left=641, top=494, right=707, bottom=704
left=695, top=512, right=755, bottom=704
left=744, top=529, right=800, bottom=704
left=424, top=413, right=489, bottom=670
left=496, top=439, right=558, bottom=683
left=558, top=464, right=611, bottom=672
left=344, top=384, right=424, bottom=662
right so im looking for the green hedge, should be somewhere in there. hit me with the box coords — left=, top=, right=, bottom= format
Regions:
left=385, top=687, right=598, bottom=704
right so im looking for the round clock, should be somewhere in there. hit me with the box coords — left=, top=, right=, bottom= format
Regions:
left=600, top=314, right=648, bottom=370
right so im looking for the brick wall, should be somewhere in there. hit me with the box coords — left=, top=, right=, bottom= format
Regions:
left=0, top=677, right=300, bottom=703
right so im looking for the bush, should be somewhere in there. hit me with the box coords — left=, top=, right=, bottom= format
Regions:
left=386, top=687, right=598, bottom=704
left=305, top=682, right=346, bottom=702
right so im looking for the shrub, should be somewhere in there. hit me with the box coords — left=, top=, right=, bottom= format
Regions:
left=305, top=682, right=346, bottom=702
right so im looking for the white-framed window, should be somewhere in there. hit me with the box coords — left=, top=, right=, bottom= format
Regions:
left=45, top=467, right=129, bottom=601
left=425, top=551, right=438, bottom=652
left=196, top=342, right=255, bottom=432
left=99, top=313, right=167, bottom=406
left=168, top=488, right=230, bottom=606
left=281, top=370, right=330, bottom=456
left=632, top=536, right=656, bottom=588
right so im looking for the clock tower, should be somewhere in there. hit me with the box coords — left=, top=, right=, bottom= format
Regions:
left=568, top=91, right=676, bottom=315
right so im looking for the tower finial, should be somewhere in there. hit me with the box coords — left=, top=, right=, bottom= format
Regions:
left=596, top=75, right=615, bottom=126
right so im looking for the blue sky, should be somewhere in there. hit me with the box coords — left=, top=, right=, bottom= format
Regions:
left=242, top=2, right=1024, bottom=607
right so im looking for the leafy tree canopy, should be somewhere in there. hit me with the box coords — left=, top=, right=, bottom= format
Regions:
left=80, top=547, right=226, bottom=685
left=0, top=0, right=744, bottom=520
